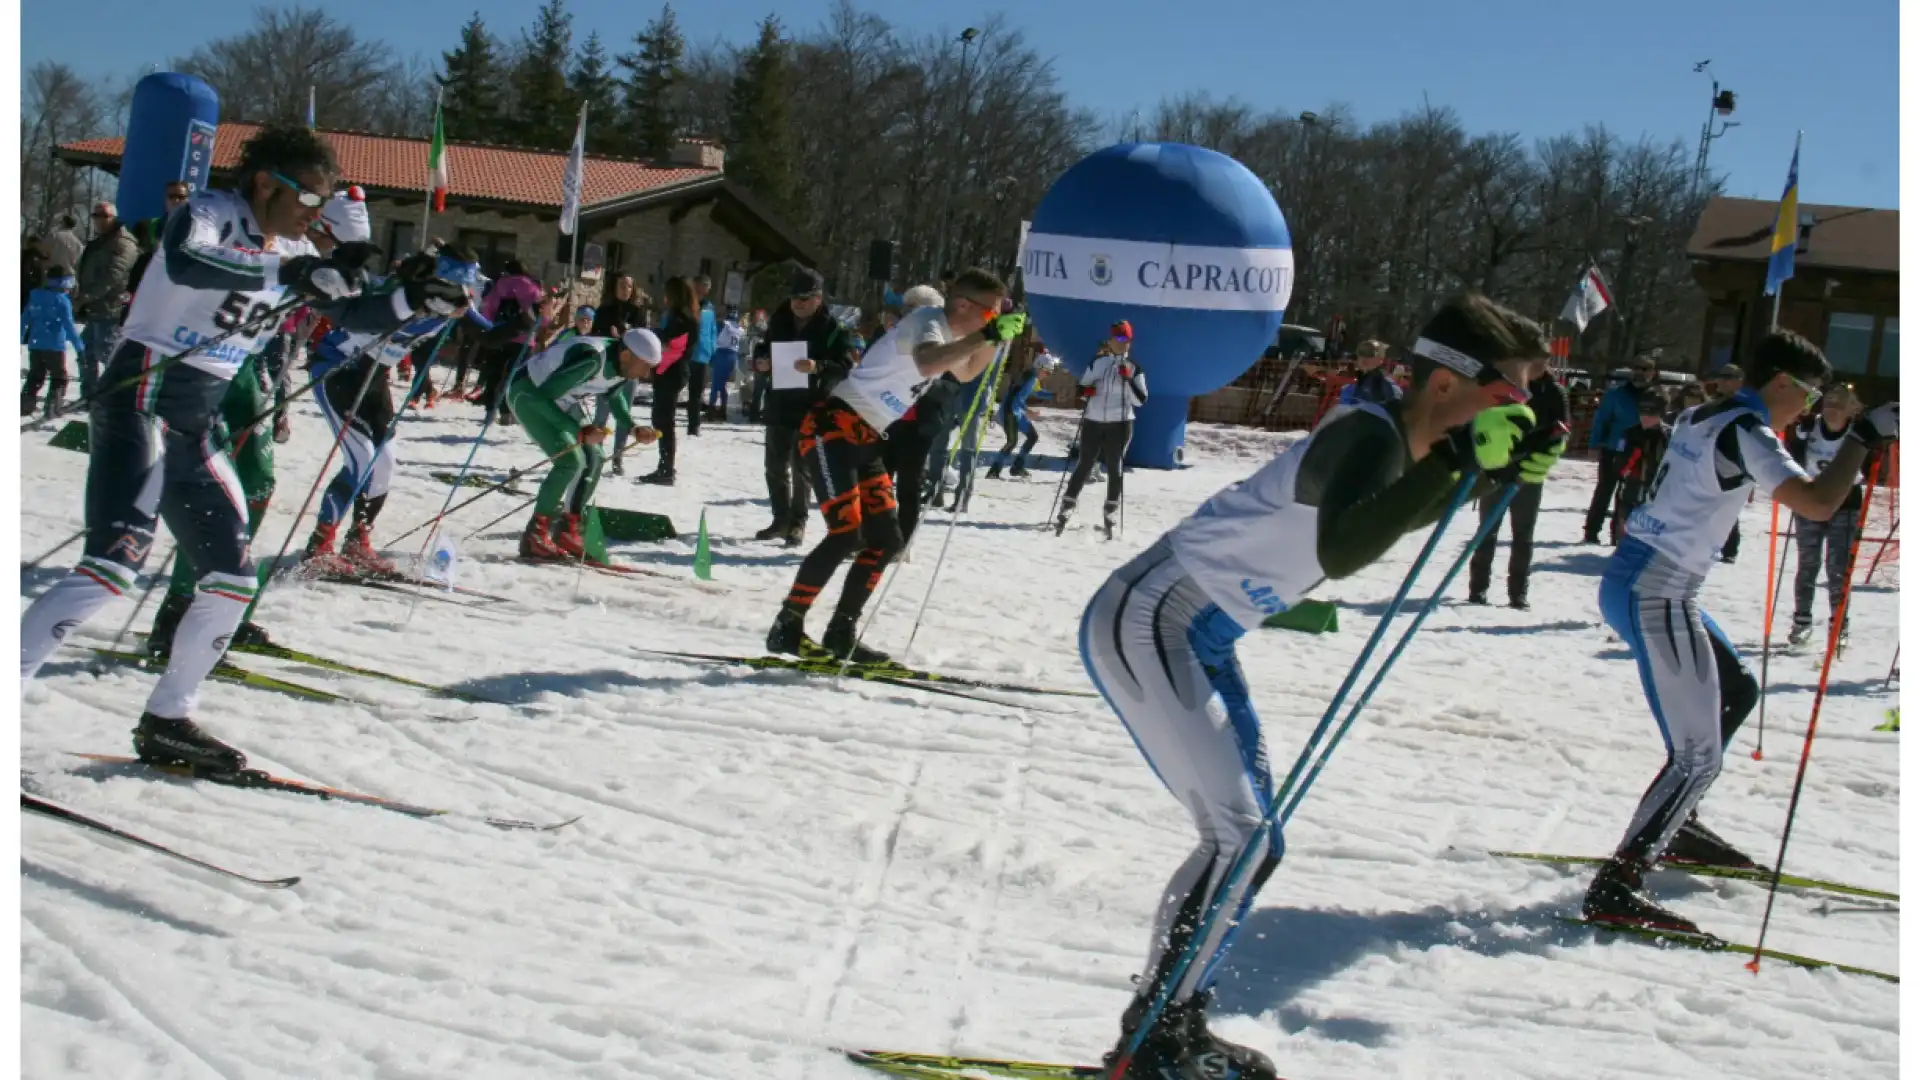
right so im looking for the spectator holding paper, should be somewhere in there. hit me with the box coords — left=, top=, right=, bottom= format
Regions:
left=751, top=266, right=857, bottom=545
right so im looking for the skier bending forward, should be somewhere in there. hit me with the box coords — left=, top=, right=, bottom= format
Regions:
left=1080, top=293, right=1565, bottom=1080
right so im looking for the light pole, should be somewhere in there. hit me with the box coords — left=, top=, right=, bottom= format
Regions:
left=1296, top=111, right=1337, bottom=326
left=1690, top=61, right=1739, bottom=200
left=931, top=26, right=980, bottom=280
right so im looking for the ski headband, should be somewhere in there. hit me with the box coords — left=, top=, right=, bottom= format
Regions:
left=45, top=276, right=74, bottom=291
left=1413, top=336, right=1529, bottom=402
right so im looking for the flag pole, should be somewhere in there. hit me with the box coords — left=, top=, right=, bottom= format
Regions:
left=422, top=85, right=442, bottom=246
left=564, top=103, right=587, bottom=295
left=1766, top=130, right=1802, bottom=331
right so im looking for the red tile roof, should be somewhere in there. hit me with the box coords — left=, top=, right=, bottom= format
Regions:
left=58, top=122, right=715, bottom=209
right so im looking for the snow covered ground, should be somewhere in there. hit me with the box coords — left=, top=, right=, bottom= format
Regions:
left=17, top=390, right=1902, bottom=1079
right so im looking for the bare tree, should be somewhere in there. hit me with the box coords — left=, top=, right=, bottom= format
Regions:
left=22, top=62, right=107, bottom=237
left=171, top=6, right=416, bottom=131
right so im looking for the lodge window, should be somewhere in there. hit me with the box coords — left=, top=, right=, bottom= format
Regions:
left=387, top=221, right=417, bottom=260
left=457, top=229, right=518, bottom=276
left=1877, top=317, right=1898, bottom=376
left=1823, top=312, right=1875, bottom=375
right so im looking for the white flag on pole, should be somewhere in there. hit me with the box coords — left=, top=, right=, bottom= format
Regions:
left=1559, top=265, right=1614, bottom=332
left=559, top=105, right=587, bottom=236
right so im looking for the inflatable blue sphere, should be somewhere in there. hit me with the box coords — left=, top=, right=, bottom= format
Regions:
left=117, top=73, right=220, bottom=224
left=1023, top=143, right=1291, bottom=468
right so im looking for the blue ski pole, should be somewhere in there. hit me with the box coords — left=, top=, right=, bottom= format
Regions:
left=1281, top=481, right=1517, bottom=826
left=1107, top=472, right=1477, bottom=1080
left=322, top=323, right=456, bottom=529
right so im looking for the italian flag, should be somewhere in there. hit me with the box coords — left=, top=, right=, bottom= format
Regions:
left=427, top=93, right=450, bottom=212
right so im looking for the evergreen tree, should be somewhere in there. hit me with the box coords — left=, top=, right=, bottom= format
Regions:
left=439, top=13, right=504, bottom=142
left=726, top=16, right=799, bottom=219
left=617, top=3, right=686, bottom=159
left=568, top=31, right=621, bottom=153
left=509, top=0, right=573, bottom=149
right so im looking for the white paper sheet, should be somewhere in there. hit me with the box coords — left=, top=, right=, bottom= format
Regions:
left=771, top=341, right=811, bottom=390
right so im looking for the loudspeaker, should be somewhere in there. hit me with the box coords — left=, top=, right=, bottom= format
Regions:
left=867, top=239, right=894, bottom=282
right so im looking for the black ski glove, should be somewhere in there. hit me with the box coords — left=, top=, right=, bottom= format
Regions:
left=405, top=277, right=470, bottom=317
left=278, top=255, right=363, bottom=301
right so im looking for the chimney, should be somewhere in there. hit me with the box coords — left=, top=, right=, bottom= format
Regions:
left=670, top=137, right=725, bottom=171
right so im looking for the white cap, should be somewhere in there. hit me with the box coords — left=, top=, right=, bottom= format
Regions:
left=621, top=327, right=662, bottom=365
left=316, top=187, right=372, bottom=243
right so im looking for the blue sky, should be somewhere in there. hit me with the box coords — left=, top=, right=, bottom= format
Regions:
left=25, top=0, right=1899, bottom=208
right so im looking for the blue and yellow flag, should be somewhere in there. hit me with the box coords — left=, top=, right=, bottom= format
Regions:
left=1764, top=134, right=1801, bottom=296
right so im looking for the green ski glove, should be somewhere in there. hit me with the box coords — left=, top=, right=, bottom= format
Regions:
left=981, top=311, right=1028, bottom=343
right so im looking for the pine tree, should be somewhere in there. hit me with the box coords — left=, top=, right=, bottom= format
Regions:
left=568, top=31, right=621, bottom=154
left=509, top=0, right=573, bottom=149
left=726, top=16, right=799, bottom=220
left=617, top=3, right=686, bottom=159
left=439, top=13, right=504, bottom=142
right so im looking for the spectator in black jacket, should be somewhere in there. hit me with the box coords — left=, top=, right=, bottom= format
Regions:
left=1610, top=390, right=1672, bottom=545
left=750, top=267, right=857, bottom=543
left=591, top=273, right=646, bottom=339
left=1336, top=339, right=1403, bottom=407
left=1468, top=369, right=1569, bottom=609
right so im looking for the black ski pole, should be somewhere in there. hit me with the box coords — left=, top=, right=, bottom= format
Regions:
left=23, top=793, right=300, bottom=888
left=91, top=548, right=176, bottom=673
left=238, top=315, right=424, bottom=628
left=386, top=444, right=577, bottom=547
left=463, top=494, right=541, bottom=543
left=26, top=527, right=87, bottom=571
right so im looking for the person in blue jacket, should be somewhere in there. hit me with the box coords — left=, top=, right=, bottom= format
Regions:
left=987, top=344, right=1058, bottom=479
left=22, top=264, right=84, bottom=416
left=1582, top=355, right=1657, bottom=543
left=1335, top=339, right=1403, bottom=407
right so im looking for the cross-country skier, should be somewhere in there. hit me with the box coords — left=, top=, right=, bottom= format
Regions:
left=1585, top=329, right=1897, bottom=934
left=767, top=269, right=1017, bottom=663
left=1081, top=294, right=1565, bottom=1080
left=506, top=328, right=662, bottom=560
left=1058, top=321, right=1146, bottom=538
left=19, top=123, right=466, bottom=773
left=301, top=192, right=490, bottom=578
left=985, top=343, right=1056, bottom=480
left=1784, top=384, right=1870, bottom=652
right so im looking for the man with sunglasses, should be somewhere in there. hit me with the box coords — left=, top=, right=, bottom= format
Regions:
left=20, top=123, right=466, bottom=776
left=767, top=268, right=1017, bottom=663
left=73, top=200, right=140, bottom=400
left=1585, top=329, right=1897, bottom=935
left=1079, top=294, right=1562, bottom=1080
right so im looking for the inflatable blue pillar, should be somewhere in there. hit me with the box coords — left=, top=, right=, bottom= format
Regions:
left=116, top=73, right=220, bottom=224
left=1022, top=143, right=1292, bottom=468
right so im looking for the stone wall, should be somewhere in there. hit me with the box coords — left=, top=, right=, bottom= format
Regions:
left=361, top=193, right=751, bottom=298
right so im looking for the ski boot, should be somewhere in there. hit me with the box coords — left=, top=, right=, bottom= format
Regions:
left=1102, top=500, right=1120, bottom=541
left=610, top=456, right=625, bottom=477
left=986, top=463, right=1004, bottom=481
left=1009, top=458, right=1031, bottom=479
left=520, top=514, right=567, bottom=561
left=1106, top=991, right=1280, bottom=1080
left=132, top=712, right=248, bottom=773
left=1581, top=855, right=1702, bottom=935
left=639, top=466, right=676, bottom=486
left=553, top=513, right=586, bottom=559
left=342, top=523, right=400, bottom=577
left=1661, top=813, right=1763, bottom=871
left=1466, top=590, right=1490, bottom=606
left=231, top=620, right=277, bottom=648
left=304, top=521, right=340, bottom=561
left=1836, top=624, right=1851, bottom=655
left=1786, top=623, right=1813, bottom=650
left=1055, top=496, right=1076, bottom=537
left=146, top=592, right=192, bottom=659
left=755, top=522, right=786, bottom=542
left=1508, top=592, right=1530, bottom=611
left=822, top=612, right=891, bottom=666
left=784, top=526, right=806, bottom=549
left=767, top=607, right=812, bottom=657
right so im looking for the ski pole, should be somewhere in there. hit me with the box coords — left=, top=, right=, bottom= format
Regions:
left=26, top=526, right=86, bottom=571
left=237, top=316, right=423, bottom=628
left=90, top=547, right=176, bottom=674
left=23, top=297, right=302, bottom=432
left=894, top=342, right=1011, bottom=664
left=1282, top=481, right=1516, bottom=825
left=1884, top=645, right=1899, bottom=691
left=1752, top=503, right=1794, bottom=761
left=386, top=444, right=577, bottom=546
left=463, top=494, right=541, bottom=543
left=299, top=321, right=458, bottom=527
left=1107, top=472, right=1475, bottom=1080
left=412, top=337, right=535, bottom=567
left=1046, top=408, right=1088, bottom=528
left=1750, top=455, right=1881, bottom=973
